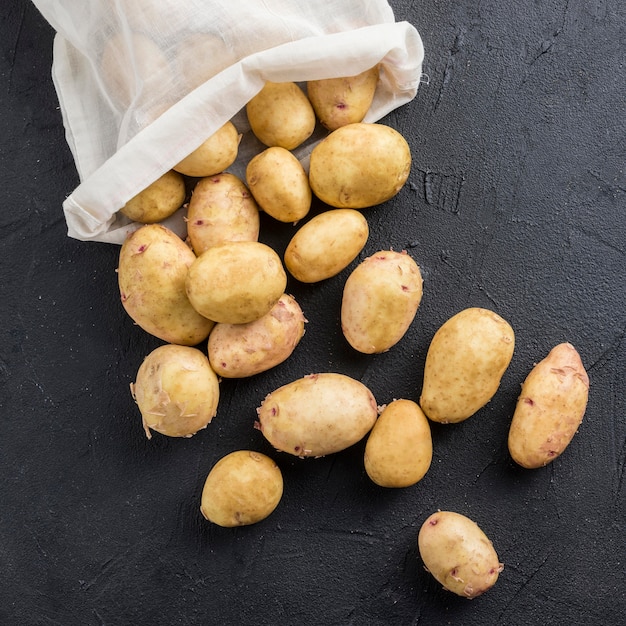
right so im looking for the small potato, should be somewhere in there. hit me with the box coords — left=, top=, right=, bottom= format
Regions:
left=118, top=224, right=214, bottom=346
left=256, top=373, right=378, bottom=458
left=419, top=307, right=515, bottom=424
left=508, top=342, right=589, bottom=469
left=309, top=123, right=411, bottom=209
left=185, top=241, right=287, bottom=324
left=284, top=209, right=369, bottom=283
left=364, top=399, right=432, bottom=488
left=173, top=121, right=241, bottom=178
left=120, top=170, right=186, bottom=224
left=307, top=65, right=380, bottom=131
left=186, top=173, right=260, bottom=255
left=208, top=293, right=306, bottom=378
left=246, top=81, right=316, bottom=150
left=418, top=511, right=504, bottom=599
left=341, top=250, right=423, bottom=354
left=200, top=450, right=283, bottom=527
left=246, top=147, right=312, bottom=223
left=131, top=344, right=219, bottom=439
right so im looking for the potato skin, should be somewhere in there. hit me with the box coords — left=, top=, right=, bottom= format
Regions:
left=284, top=209, right=369, bottom=283
left=418, top=511, right=503, bottom=599
left=118, top=224, right=214, bottom=345
left=246, top=147, right=312, bottom=223
left=120, top=170, right=186, bottom=224
left=185, top=241, right=287, bottom=324
left=200, top=450, right=283, bottom=527
left=307, top=65, right=379, bottom=131
left=341, top=250, right=423, bottom=354
left=186, top=173, right=260, bottom=255
left=364, top=399, right=432, bottom=488
left=419, top=307, right=515, bottom=423
left=256, top=373, right=378, bottom=457
left=131, top=344, right=219, bottom=439
left=508, top=342, right=589, bottom=468
left=246, top=81, right=316, bottom=150
left=309, top=123, right=411, bottom=209
left=208, top=293, right=306, bottom=378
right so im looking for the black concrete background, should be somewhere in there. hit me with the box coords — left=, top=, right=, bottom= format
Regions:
left=1, top=1, right=625, bottom=624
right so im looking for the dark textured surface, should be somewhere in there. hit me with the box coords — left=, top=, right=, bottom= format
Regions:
left=2, top=1, right=625, bottom=624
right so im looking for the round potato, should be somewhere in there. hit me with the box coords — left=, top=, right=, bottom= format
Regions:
left=341, top=250, right=423, bottom=354
left=284, top=209, right=369, bottom=283
left=186, top=173, right=260, bottom=255
left=256, top=373, right=378, bottom=458
left=307, top=65, right=380, bottom=131
left=200, top=450, right=283, bottom=527
left=173, top=121, right=240, bottom=178
left=246, top=81, right=316, bottom=150
left=131, top=344, right=219, bottom=439
left=185, top=241, right=287, bottom=324
left=118, top=224, right=214, bottom=346
left=419, top=307, right=515, bottom=424
left=309, top=122, right=411, bottom=209
left=208, top=293, right=306, bottom=378
left=364, top=399, right=432, bottom=488
left=508, top=342, right=589, bottom=469
left=120, top=170, right=186, bottom=224
left=418, top=511, right=503, bottom=599
left=246, top=147, right=312, bottom=223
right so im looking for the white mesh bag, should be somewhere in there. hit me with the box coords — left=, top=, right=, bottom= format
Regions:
left=32, top=0, right=425, bottom=243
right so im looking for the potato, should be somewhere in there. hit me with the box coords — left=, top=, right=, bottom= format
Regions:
left=200, top=450, right=283, bottom=527
left=208, top=293, right=306, bottom=378
left=364, top=399, right=432, bottom=488
left=246, top=81, right=316, bottom=150
left=186, top=173, right=260, bottom=255
left=256, top=373, right=378, bottom=457
left=246, top=147, right=312, bottom=223
left=309, top=122, right=411, bottom=209
left=173, top=121, right=240, bottom=178
left=120, top=170, right=186, bottom=224
left=341, top=250, right=423, bottom=354
left=130, top=344, right=219, bottom=439
left=418, top=511, right=503, bottom=599
left=508, top=342, right=589, bottom=469
left=284, top=209, right=369, bottom=283
left=307, top=65, right=380, bottom=131
left=118, top=224, right=214, bottom=345
left=185, top=241, right=287, bottom=324
left=419, top=307, right=515, bottom=423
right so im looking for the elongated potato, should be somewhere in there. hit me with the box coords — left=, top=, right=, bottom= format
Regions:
left=185, top=241, right=287, bottom=324
left=120, top=170, right=186, bottom=224
left=309, top=123, right=411, bottom=209
left=131, top=344, right=219, bottom=439
left=201, top=450, right=283, bottom=527
left=341, top=250, right=423, bottom=354
left=246, top=147, right=312, bottom=223
left=418, top=511, right=503, bottom=599
left=256, top=373, right=378, bottom=457
left=508, top=343, right=589, bottom=468
left=118, top=224, right=214, bottom=345
left=246, top=81, right=316, bottom=150
left=364, top=399, right=432, bottom=488
left=186, top=173, right=260, bottom=255
left=284, top=209, right=369, bottom=283
left=419, top=308, right=515, bottom=423
left=208, top=293, right=306, bottom=378
left=307, top=65, right=379, bottom=130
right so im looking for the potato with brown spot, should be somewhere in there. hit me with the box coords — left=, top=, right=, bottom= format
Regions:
left=186, top=173, right=260, bottom=255
left=508, top=342, right=589, bottom=468
left=418, top=511, right=503, bottom=599
left=131, top=344, right=219, bottom=439
left=200, top=450, right=283, bottom=527
left=117, top=224, right=214, bottom=346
